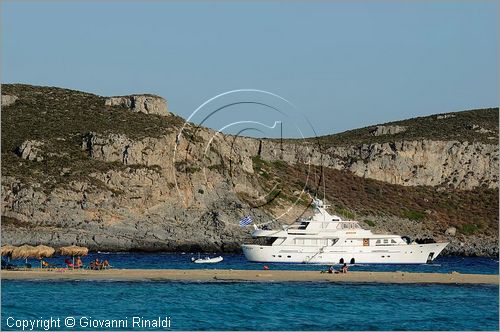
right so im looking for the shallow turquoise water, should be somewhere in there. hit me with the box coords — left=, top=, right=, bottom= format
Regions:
left=2, top=281, right=498, bottom=330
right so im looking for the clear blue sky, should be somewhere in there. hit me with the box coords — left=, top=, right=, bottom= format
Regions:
left=2, top=1, right=498, bottom=138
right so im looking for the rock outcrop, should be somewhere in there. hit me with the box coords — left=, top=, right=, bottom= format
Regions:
left=257, top=139, right=498, bottom=190
left=445, top=227, right=457, bottom=236
left=1, top=172, right=271, bottom=252
left=105, top=95, right=168, bottom=116
left=443, top=235, right=499, bottom=257
left=436, top=114, right=456, bottom=120
left=1, top=94, right=18, bottom=107
left=80, top=130, right=498, bottom=191
left=370, top=125, right=406, bottom=136
left=15, top=140, right=44, bottom=162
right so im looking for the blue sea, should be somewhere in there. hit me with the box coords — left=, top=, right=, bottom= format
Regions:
left=2, top=254, right=499, bottom=331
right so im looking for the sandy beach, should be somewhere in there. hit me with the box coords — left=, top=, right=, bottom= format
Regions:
left=1, top=269, right=498, bottom=284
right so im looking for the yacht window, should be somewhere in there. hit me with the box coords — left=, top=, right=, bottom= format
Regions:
left=266, top=237, right=278, bottom=246
left=341, top=222, right=358, bottom=229
left=298, top=222, right=309, bottom=230
left=295, top=238, right=334, bottom=246
left=376, top=239, right=381, bottom=244
left=383, top=239, right=389, bottom=244
left=391, top=239, right=397, bottom=244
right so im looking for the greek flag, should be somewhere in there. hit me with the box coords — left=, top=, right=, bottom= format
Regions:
left=239, top=215, right=253, bottom=227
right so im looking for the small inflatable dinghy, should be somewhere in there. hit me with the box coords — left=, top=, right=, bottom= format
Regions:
left=191, top=256, right=223, bottom=264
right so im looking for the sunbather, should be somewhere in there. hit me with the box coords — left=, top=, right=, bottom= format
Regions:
left=75, top=257, right=83, bottom=269
left=321, top=265, right=338, bottom=274
left=102, top=259, right=112, bottom=269
left=41, top=260, right=56, bottom=270
left=89, top=258, right=102, bottom=270
left=65, top=258, right=74, bottom=269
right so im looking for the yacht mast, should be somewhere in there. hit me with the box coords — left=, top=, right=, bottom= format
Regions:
left=322, top=164, right=326, bottom=203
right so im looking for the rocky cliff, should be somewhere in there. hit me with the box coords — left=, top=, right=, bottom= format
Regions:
left=1, top=84, right=498, bottom=257
left=256, top=139, right=498, bottom=190
left=104, top=95, right=168, bottom=116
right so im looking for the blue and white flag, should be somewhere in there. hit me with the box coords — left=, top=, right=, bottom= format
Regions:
left=239, top=215, right=253, bottom=227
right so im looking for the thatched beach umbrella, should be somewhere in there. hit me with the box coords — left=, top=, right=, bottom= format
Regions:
left=1, top=245, right=17, bottom=261
left=11, top=244, right=55, bottom=267
left=58, top=245, right=89, bottom=257
left=33, top=245, right=55, bottom=268
left=58, top=245, right=89, bottom=267
left=34, top=245, right=55, bottom=257
left=11, top=245, right=37, bottom=264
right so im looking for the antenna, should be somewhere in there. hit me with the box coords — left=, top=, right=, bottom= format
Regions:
left=323, top=165, right=326, bottom=202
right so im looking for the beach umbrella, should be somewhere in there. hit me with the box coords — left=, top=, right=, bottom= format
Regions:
left=33, top=245, right=55, bottom=268
left=58, top=245, right=89, bottom=257
left=11, top=245, right=37, bottom=264
left=1, top=245, right=17, bottom=261
left=11, top=244, right=55, bottom=267
left=34, top=245, right=55, bottom=258
left=58, top=245, right=89, bottom=267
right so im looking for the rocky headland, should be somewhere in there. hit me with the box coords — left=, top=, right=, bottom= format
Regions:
left=1, top=84, right=498, bottom=257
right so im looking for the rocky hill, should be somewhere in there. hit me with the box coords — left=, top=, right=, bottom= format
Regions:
left=1, top=84, right=498, bottom=257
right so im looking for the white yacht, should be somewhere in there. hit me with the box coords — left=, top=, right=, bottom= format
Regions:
left=242, top=199, right=448, bottom=264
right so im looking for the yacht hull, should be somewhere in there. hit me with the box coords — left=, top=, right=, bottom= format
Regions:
left=242, top=242, right=448, bottom=264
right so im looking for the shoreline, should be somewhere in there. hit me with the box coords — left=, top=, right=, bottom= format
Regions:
left=1, top=269, right=498, bottom=284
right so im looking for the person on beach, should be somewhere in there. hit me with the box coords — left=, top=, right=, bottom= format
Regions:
left=65, top=258, right=74, bottom=269
left=90, top=258, right=102, bottom=270
left=321, top=265, right=336, bottom=274
left=102, top=259, right=111, bottom=269
left=75, top=257, right=83, bottom=269
left=341, top=263, right=348, bottom=273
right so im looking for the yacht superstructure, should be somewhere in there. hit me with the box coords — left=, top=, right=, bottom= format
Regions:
left=242, top=199, right=448, bottom=264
